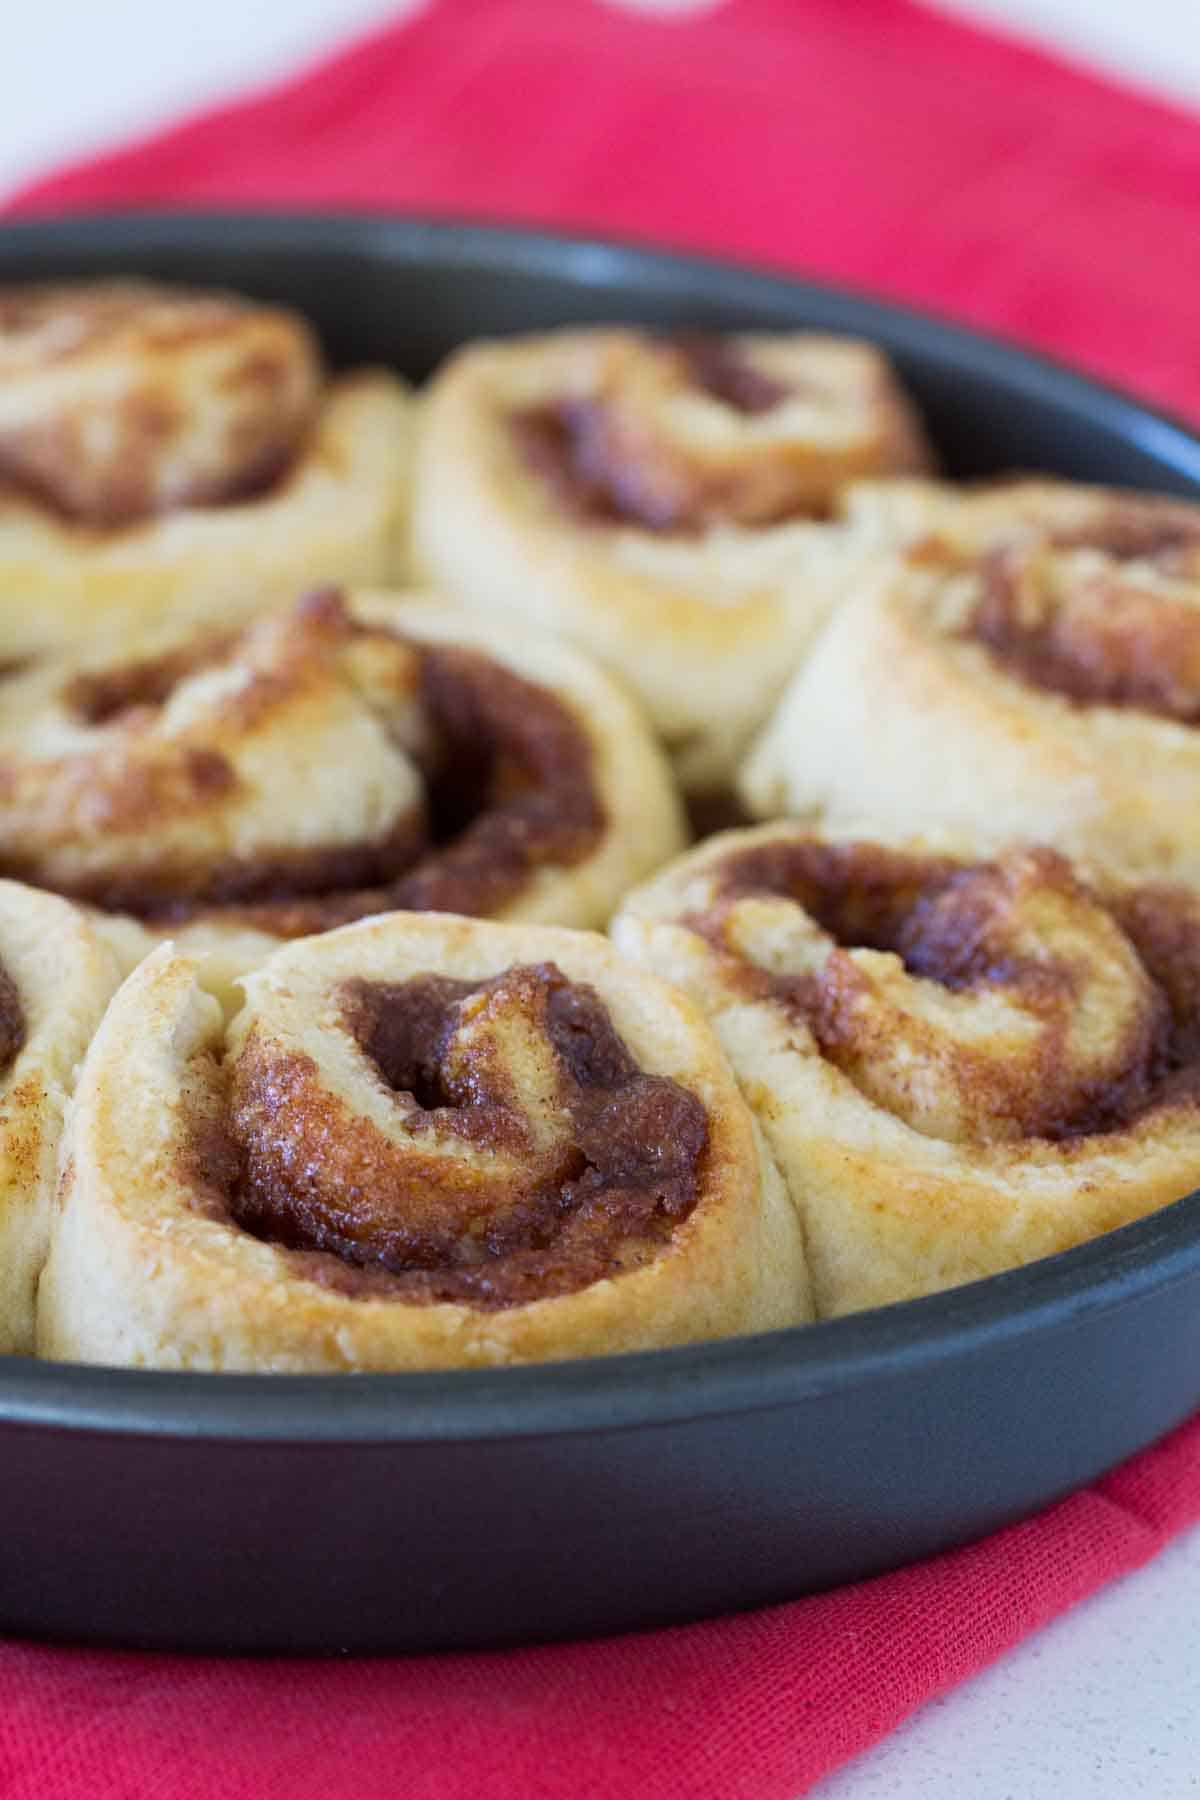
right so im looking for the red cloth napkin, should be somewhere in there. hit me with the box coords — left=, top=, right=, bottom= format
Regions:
left=13, top=0, right=1200, bottom=419
left=0, top=1418, right=1197, bottom=1797
left=7, top=2, right=1200, bottom=1793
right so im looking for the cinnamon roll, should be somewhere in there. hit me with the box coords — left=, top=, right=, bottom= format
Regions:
left=613, top=823, right=1200, bottom=1317
left=0, top=881, right=123, bottom=1352
left=0, top=587, right=685, bottom=994
left=412, top=327, right=933, bottom=791
left=0, top=279, right=412, bottom=652
left=38, top=914, right=809, bottom=1369
left=740, top=504, right=1200, bottom=889
left=840, top=473, right=1200, bottom=568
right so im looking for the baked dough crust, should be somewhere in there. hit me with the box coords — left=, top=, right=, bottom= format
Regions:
left=839, top=473, right=1200, bottom=565
left=411, top=328, right=932, bottom=791
left=740, top=499, right=1200, bottom=889
left=38, top=914, right=810, bottom=1369
left=0, top=589, right=686, bottom=995
left=0, top=279, right=413, bottom=651
left=613, top=822, right=1200, bottom=1317
left=0, top=881, right=123, bottom=1351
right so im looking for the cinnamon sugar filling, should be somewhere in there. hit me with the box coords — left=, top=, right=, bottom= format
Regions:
left=205, top=639, right=605, bottom=935
left=964, top=505, right=1200, bottom=719
left=188, top=963, right=707, bottom=1307
left=0, top=597, right=606, bottom=927
left=970, top=550, right=1200, bottom=721
left=511, top=334, right=818, bottom=533
left=702, top=840, right=1200, bottom=1142
left=0, top=280, right=321, bottom=526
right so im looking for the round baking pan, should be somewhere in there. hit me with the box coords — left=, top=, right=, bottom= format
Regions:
left=2, top=212, right=1200, bottom=1655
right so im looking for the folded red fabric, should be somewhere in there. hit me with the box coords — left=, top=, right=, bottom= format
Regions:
left=6, top=1, right=1200, bottom=1793
left=0, top=1415, right=1197, bottom=1798
left=13, top=0, right=1200, bottom=419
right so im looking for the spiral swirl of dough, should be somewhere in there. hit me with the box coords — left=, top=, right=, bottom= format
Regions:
left=0, top=280, right=321, bottom=525
left=0, top=279, right=412, bottom=656
left=0, top=587, right=686, bottom=985
left=613, top=823, right=1200, bottom=1316
left=38, top=914, right=809, bottom=1369
left=840, top=474, right=1200, bottom=580
left=740, top=499, right=1200, bottom=889
left=413, top=327, right=933, bottom=791
left=506, top=331, right=931, bottom=531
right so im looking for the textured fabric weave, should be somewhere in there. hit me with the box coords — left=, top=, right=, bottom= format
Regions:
left=1, top=1418, right=1198, bottom=1798
left=5, top=2, right=1200, bottom=1792
left=13, top=0, right=1200, bottom=417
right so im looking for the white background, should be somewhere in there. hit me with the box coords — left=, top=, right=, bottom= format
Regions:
left=3, top=3, right=1199, bottom=1796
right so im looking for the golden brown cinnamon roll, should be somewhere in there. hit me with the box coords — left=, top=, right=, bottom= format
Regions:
left=412, top=327, right=932, bottom=791
left=840, top=473, right=1200, bottom=571
left=0, top=588, right=685, bottom=992
left=0, top=279, right=412, bottom=651
left=740, top=504, right=1200, bottom=889
left=613, top=823, right=1200, bottom=1317
left=0, top=881, right=123, bottom=1351
left=38, top=915, right=809, bottom=1369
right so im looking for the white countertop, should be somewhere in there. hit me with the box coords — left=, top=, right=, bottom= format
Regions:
left=3, top=4, right=1199, bottom=1793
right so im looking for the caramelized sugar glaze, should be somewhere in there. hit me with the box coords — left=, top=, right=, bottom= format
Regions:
left=209, top=961, right=707, bottom=1307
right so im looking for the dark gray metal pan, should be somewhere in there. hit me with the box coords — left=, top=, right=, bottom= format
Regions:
left=1, top=212, right=1199, bottom=1653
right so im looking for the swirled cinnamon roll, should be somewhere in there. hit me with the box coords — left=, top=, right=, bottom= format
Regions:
left=38, top=915, right=809, bottom=1369
left=0, top=881, right=123, bottom=1351
left=0, top=279, right=412, bottom=651
left=0, top=588, right=685, bottom=993
left=613, top=823, right=1200, bottom=1316
left=740, top=502, right=1200, bottom=889
left=840, top=474, right=1200, bottom=572
left=412, top=328, right=932, bottom=791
